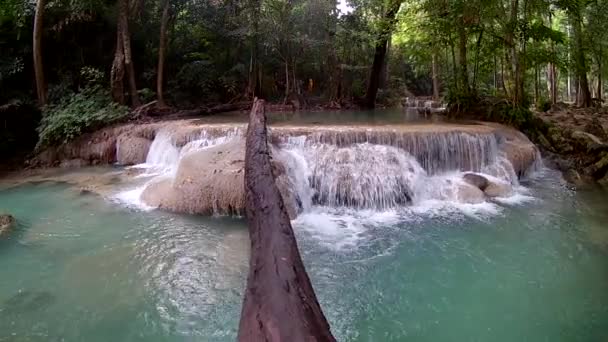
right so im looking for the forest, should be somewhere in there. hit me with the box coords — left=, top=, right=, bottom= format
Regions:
left=1, top=0, right=607, bottom=161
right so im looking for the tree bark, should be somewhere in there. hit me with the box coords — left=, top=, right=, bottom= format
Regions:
left=111, top=17, right=126, bottom=105
left=238, top=99, right=336, bottom=342
left=432, top=52, right=440, bottom=99
left=157, top=0, right=170, bottom=108
left=33, top=0, right=47, bottom=106
left=597, top=54, right=602, bottom=101
left=572, top=10, right=591, bottom=107
left=120, top=0, right=140, bottom=108
left=363, top=1, right=401, bottom=108
left=457, top=21, right=469, bottom=95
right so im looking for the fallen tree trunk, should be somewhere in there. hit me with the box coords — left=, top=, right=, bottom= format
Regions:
left=238, top=99, right=336, bottom=342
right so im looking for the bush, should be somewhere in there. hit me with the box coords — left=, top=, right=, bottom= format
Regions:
left=36, top=85, right=128, bottom=150
left=535, top=98, right=552, bottom=112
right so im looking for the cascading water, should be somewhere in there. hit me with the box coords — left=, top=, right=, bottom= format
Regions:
left=117, top=123, right=540, bottom=216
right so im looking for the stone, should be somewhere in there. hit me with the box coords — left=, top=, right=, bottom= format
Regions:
left=584, top=117, right=608, bottom=141
left=463, top=173, right=489, bottom=191
left=536, top=133, right=554, bottom=152
left=59, top=159, right=86, bottom=168
left=140, top=139, right=300, bottom=219
left=455, top=182, right=486, bottom=204
left=116, top=134, right=152, bottom=165
left=484, top=180, right=513, bottom=198
left=547, top=126, right=573, bottom=154
left=0, top=214, right=15, bottom=237
left=500, top=140, right=540, bottom=178
left=572, top=130, right=607, bottom=153
left=585, top=154, right=608, bottom=179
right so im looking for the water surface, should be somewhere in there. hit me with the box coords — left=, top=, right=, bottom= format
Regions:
left=1, top=169, right=607, bottom=341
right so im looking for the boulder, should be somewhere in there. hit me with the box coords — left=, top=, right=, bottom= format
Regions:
left=584, top=117, right=608, bottom=141
left=571, top=130, right=607, bottom=153
left=546, top=126, right=573, bottom=154
left=463, top=173, right=489, bottom=191
left=116, top=134, right=152, bottom=165
left=0, top=214, right=15, bottom=237
left=484, top=180, right=513, bottom=198
left=455, top=182, right=486, bottom=204
left=500, top=140, right=540, bottom=178
left=584, top=154, right=608, bottom=179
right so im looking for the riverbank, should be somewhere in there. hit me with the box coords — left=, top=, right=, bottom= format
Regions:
left=531, top=104, right=608, bottom=187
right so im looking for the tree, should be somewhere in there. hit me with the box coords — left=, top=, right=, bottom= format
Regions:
left=364, top=0, right=403, bottom=108
left=157, top=0, right=171, bottom=107
left=111, top=0, right=140, bottom=107
left=33, top=0, right=46, bottom=106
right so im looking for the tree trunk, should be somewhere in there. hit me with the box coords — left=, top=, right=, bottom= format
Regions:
left=379, top=36, right=391, bottom=89
left=572, top=11, right=591, bottom=107
left=472, top=28, right=483, bottom=92
left=111, top=18, right=126, bottom=105
left=33, top=0, right=47, bottom=106
left=238, top=99, right=336, bottom=342
left=597, top=54, right=602, bottom=101
left=432, top=52, right=440, bottom=99
left=363, top=1, right=401, bottom=108
left=548, top=11, right=557, bottom=104
left=120, top=0, right=140, bottom=108
left=284, top=60, right=290, bottom=99
left=157, top=0, right=170, bottom=108
left=457, top=21, right=469, bottom=95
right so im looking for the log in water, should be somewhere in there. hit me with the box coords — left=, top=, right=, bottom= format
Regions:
left=238, top=99, right=336, bottom=341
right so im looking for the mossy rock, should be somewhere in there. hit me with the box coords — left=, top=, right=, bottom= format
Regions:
left=0, top=214, right=16, bottom=237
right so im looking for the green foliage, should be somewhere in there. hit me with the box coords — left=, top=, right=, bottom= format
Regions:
left=536, top=98, right=552, bottom=112
left=37, top=85, right=128, bottom=150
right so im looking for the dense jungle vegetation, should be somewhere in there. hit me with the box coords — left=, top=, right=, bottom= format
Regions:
left=1, top=0, right=607, bottom=159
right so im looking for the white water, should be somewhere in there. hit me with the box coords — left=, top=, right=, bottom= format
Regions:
left=115, top=125, right=540, bottom=233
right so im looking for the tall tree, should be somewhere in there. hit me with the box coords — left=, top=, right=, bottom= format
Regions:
left=33, top=0, right=46, bottom=106
left=111, top=0, right=140, bottom=107
left=157, top=0, right=171, bottom=108
left=364, top=0, right=402, bottom=108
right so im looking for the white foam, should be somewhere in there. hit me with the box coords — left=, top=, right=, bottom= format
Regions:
left=111, top=186, right=156, bottom=211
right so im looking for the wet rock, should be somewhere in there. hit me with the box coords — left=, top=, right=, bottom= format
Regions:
left=140, top=139, right=300, bottom=219
left=463, top=173, right=489, bottom=191
left=455, top=182, right=486, bottom=204
left=0, top=214, right=15, bottom=236
left=116, top=134, right=152, bottom=165
left=500, top=140, right=539, bottom=177
left=484, top=180, right=513, bottom=198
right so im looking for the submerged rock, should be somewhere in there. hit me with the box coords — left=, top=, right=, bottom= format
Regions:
left=0, top=214, right=15, bottom=236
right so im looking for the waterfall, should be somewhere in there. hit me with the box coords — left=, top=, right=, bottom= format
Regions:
left=116, top=122, right=540, bottom=215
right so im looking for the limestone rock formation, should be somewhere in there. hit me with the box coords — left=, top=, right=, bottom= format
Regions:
left=484, top=180, right=513, bottom=198
left=460, top=174, right=513, bottom=198
left=140, top=139, right=300, bottom=218
left=116, top=134, right=152, bottom=165
left=0, top=214, right=16, bottom=237
left=455, top=182, right=486, bottom=204
left=463, top=173, right=489, bottom=191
